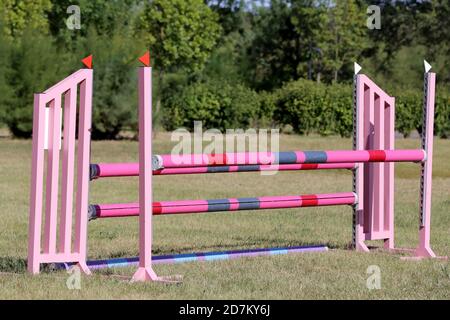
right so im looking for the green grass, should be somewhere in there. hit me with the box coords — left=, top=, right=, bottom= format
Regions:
left=0, top=134, right=449, bottom=299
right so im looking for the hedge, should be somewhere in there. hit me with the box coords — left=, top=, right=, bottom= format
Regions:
left=267, top=79, right=450, bottom=138
left=162, top=80, right=260, bottom=131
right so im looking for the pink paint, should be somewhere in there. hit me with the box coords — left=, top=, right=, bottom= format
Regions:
left=417, top=72, right=437, bottom=258
left=157, top=149, right=425, bottom=168
left=131, top=66, right=160, bottom=282
left=92, top=192, right=356, bottom=218
left=28, top=61, right=441, bottom=278
left=92, top=162, right=355, bottom=178
left=28, top=69, right=93, bottom=274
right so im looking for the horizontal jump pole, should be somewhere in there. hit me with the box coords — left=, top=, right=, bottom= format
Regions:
left=153, top=149, right=425, bottom=169
left=90, top=162, right=355, bottom=179
left=58, top=245, right=329, bottom=270
left=88, top=192, right=356, bottom=220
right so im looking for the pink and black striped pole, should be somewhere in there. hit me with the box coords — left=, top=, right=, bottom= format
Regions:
left=89, top=148, right=424, bottom=179
left=88, top=192, right=357, bottom=220
left=90, top=162, right=355, bottom=179
left=151, top=149, right=425, bottom=169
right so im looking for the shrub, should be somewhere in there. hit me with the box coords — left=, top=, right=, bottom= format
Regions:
left=395, top=90, right=422, bottom=137
left=162, top=80, right=260, bottom=131
left=269, top=78, right=450, bottom=138
left=72, top=30, right=144, bottom=139
left=271, top=79, right=353, bottom=137
left=2, top=30, right=69, bottom=138
left=434, top=87, right=450, bottom=138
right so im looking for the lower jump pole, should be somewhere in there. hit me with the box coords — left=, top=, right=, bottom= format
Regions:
left=59, top=245, right=329, bottom=270
left=89, top=192, right=357, bottom=219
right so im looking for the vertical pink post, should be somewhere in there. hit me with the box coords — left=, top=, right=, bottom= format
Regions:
left=353, top=67, right=369, bottom=252
left=416, top=67, right=436, bottom=258
left=43, top=96, right=62, bottom=255
left=74, top=69, right=93, bottom=274
left=59, top=86, right=78, bottom=254
left=132, top=52, right=160, bottom=281
left=28, top=94, right=46, bottom=274
left=383, top=97, right=395, bottom=249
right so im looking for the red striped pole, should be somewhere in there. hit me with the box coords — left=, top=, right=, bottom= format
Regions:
left=90, top=162, right=355, bottom=179
left=89, top=192, right=357, bottom=220
left=154, top=149, right=425, bottom=169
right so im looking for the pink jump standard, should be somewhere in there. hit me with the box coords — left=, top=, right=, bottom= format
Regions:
left=130, top=64, right=159, bottom=282
left=27, top=56, right=442, bottom=279
left=28, top=65, right=93, bottom=274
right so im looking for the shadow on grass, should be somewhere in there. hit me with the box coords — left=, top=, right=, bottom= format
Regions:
left=0, top=257, right=58, bottom=274
left=0, top=257, right=27, bottom=273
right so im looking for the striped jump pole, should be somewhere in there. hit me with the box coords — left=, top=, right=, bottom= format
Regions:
left=59, top=245, right=329, bottom=270
left=150, top=149, right=425, bottom=169
left=88, top=192, right=357, bottom=219
left=90, top=162, right=355, bottom=178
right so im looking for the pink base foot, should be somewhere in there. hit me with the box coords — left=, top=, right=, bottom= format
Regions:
left=131, top=267, right=183, bottom=283
left=131, top=267, right=159, bottom=282
left=355, top=241, right=370, bottom=253
left=76, top=261, right=92, bottom=275
left=415, top=246, right=436, bottom=258
left=399, top=246, right=447, bottom=261
left=383, top=238, right=394, bottom=251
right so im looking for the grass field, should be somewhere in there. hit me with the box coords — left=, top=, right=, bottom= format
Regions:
left=0, top=133, right=449, bottom=299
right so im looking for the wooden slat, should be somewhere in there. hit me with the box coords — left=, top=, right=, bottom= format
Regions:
left=43, top=96, right=62, bottom=254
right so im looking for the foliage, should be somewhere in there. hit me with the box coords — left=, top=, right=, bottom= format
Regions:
left=1, top=0, right=449, bottom=139
left=0, top=18, right=12, bottom=125
left=270, top=79, right=353, bottom=136
left=136, top=0, right=222, bottom=73
left=47, top=0, right=140, bottom=47
left=2, top=29, right=68, bottom=137
left=325, top=0, right=367, bottom=83
left=80, top=30, right=145, bottom=139
left=162, top=80, right=260, bottom=131
left=0, top=0, right=52, bottom=38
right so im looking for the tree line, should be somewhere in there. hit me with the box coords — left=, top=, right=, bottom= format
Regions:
left=0, top=0, right=448, bottom=138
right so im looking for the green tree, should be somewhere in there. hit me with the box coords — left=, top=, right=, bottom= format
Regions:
left=419, top=0, right=450, bottom=82
left=0, top=0, right=52, bottom=38
left=325, top=0, right=367, bottom=83
left=363, top=0, right=431, bottom=76
left=290, top=0, right=329, bottom=82
left=249, top=0, right=299, bottom=89
left=137, top=0, right=221, bottom=73
left=76, top=29, right=146, bottom=139
left=136, top=0, right=222, bottom=127
left=2, top=29, right=68, bottom=137
left=203, top=1, right=256, bottom=85
left=0, top=18, right=12, bottom=125
left=47, top=0, right=140, bottom=47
